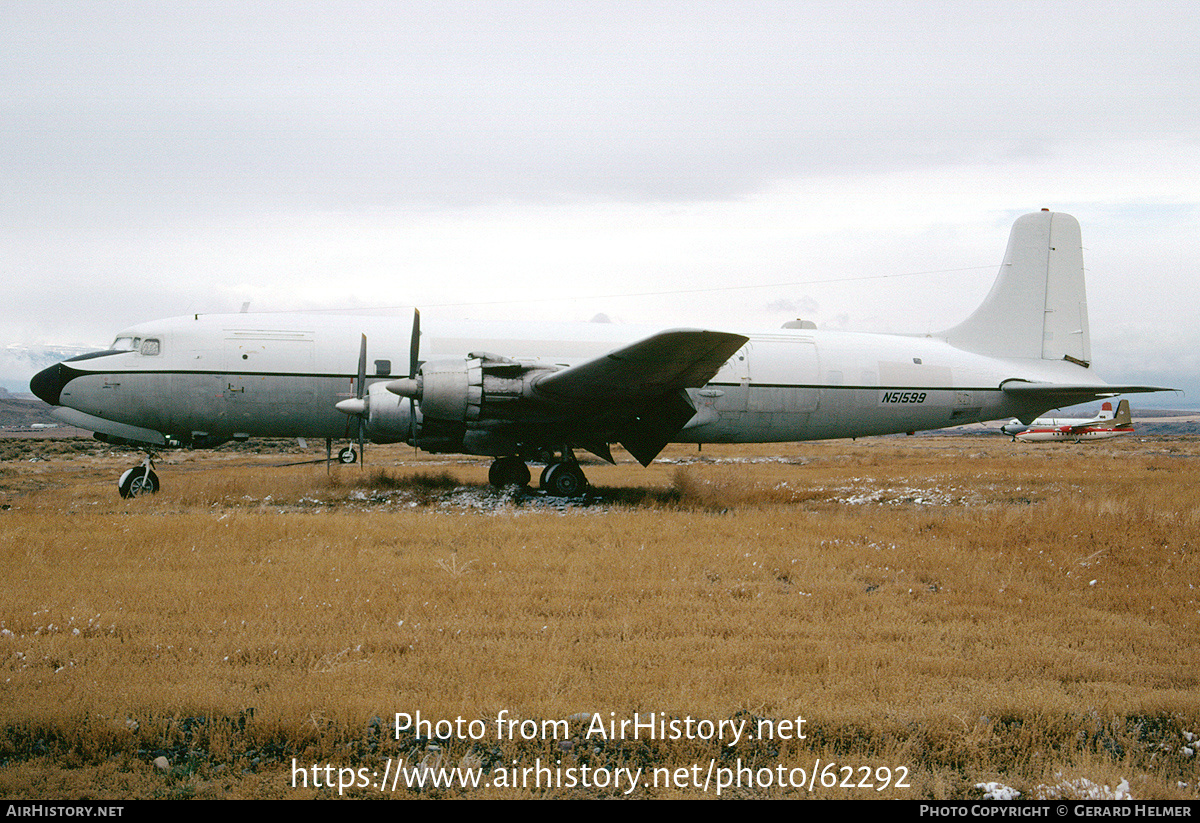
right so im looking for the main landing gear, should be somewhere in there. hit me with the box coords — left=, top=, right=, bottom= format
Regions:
left=488, top=456, right=531, bottom=488
left=487, top=453, right=590, bottom=498
left=118, top=453, right=160, bottom=499
left=539, top=462, right=588, bottom=497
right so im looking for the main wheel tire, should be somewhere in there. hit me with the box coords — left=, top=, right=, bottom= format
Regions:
left=118, top=466, right=160, bottom=499
left=488, top=457, right=530, bottom=488
left=541, top=462, right=588, bottom=497
left=338, top=446, right=358, bottom=464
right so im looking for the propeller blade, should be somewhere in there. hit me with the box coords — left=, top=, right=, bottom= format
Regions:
left=408, top=309, right=420, bottom=445
left=409, top=309, right=421, bottom=379
left=356, top=334, right=368, bottom=468
left=356, top=334, right=368, bottom=399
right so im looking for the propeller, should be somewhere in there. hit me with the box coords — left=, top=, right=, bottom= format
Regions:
left=336, top=312, right=420, bottom=457
left=334, top=334, right=369, bottom=467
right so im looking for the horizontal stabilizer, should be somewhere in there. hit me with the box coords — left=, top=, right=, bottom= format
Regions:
left=1001, top=380, right=1177, bottom=408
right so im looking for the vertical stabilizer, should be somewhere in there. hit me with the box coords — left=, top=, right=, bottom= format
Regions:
left=942, top=211, right=1091, bottom=364
left=1112, top=399, right=1131, bottom=427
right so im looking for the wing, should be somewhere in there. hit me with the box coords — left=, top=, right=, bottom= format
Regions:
left=534, top=329, right=748, bottom=402
left=534, top=329, right=749, bottom=466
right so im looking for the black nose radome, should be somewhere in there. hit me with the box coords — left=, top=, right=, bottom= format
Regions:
left=30, top=363, right=71, bottom=406
left=31, top=349, right=123, bottom=405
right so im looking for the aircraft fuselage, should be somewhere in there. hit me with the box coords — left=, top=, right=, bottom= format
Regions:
left=41, top=312, right=1108, bottom=451
left=1012, top=422, right=1133, bottom=442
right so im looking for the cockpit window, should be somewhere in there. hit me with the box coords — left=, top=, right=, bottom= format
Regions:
left=140, top=338, right=161, bottom=356
left=112, top=336, right=141, bottom=351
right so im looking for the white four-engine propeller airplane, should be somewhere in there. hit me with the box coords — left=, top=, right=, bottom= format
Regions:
left=1000, top=399, right=1135, bottom=442
left=31, top=210, right=1173, bottom=497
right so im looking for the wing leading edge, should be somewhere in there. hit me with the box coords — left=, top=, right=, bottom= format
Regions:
left=534, top=329, right=749, bottom=402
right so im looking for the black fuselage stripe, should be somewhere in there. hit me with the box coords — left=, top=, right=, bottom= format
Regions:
left=67, top=369, right=1003, bottom=393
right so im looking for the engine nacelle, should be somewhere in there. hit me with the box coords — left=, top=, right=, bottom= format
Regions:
left=359, top=381, right=464, bottom=452
left=416, top=357, right=484, bottom=420
left=388, top=354, right=546, bottom=423
left=362, top=381, right=419, bottom=444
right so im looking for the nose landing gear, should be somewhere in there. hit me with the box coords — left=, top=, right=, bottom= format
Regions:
left=118, top=454, right=160, bottom=498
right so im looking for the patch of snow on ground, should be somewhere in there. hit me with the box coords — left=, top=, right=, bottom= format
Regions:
left=1032, top=774, right=1132, bottom=800
left=832, top=482, right=983, bottom=507
left=978, top=775, right=1134, bottom=801
left=335, top=484, right=614, bottom=515
left=656, top=456, right=810, bottom=466
left=438, top=486, right=609, bottom=514
left=976, top=781, right=1020, bottom=800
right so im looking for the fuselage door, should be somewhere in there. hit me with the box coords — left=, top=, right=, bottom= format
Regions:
left=223, top=330, right=316, bottom=434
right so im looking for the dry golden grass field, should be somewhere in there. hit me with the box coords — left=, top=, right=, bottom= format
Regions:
left=1, top=434, right=1197, bottom=799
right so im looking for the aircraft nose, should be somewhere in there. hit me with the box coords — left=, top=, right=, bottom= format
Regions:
left=30, top=363, right=70, bottom=406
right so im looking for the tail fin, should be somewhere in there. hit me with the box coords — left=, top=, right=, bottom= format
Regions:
left=942, top=211, right=1091, bottom=365
left=1112, top=399, right=1131, bottom=427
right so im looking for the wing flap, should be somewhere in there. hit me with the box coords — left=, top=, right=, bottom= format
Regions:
left=531, top=328, right=747, bottom=466
left=614, top=391, right=701, bottom=467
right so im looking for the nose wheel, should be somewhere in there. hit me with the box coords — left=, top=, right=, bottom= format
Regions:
left=118, top=454, right=160, bottom=498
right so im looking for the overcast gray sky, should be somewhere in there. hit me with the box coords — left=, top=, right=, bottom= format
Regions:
left=3, top=1, right=1197, bottom=403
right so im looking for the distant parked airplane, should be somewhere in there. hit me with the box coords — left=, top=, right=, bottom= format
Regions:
left=1001, top=399, right=1134, bottom=442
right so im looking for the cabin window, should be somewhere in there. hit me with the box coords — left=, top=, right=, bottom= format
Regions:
left=375, top=359, right=391, bottom=376
left=140, top=338, right=161, bottom=356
